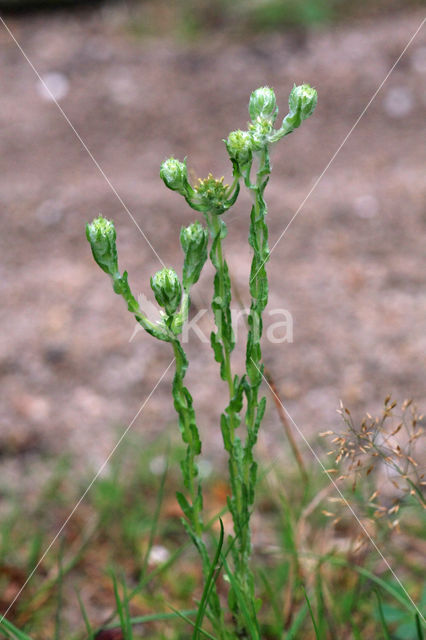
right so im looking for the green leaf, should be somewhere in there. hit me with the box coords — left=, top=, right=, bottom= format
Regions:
left=375, top=590, right=392, bottom=640
left=328, top=558, right=417, bottom=617
left=111, top=571, right=128, bottom=637
left=416, top=613, right=424, bottom=640
left=168, top=605, right=217, bottom=640
left=210, top=332, right=224, bottom=366
left=140, top=452, right=168, bottom=581
left=222, top=556, right=260, bottom=639
left=176, top=491, right=193, bottom=521
left=76, top=590, right=94, bottom=639
left=0, top=619, right=34, bottom=640
left=192, top=518, right=225, bottom=639
left=302, top=584, right=321, bottom=640
left=286, top=603, right=308, bottom=639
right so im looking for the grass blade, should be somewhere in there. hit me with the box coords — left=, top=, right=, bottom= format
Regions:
left=302, top=584, right=321, bottom=640
left=192, top=518, right=224, bottom=640
left=0, top=618, right=34, bottom=640
left=350, top=621, right=362, bottom=640
left=122, top=578, right=134, bottom=640
left=416, top=613, right=424, bottom=640
left=168, top=605, right=217, bottom=640
left=96, top=505, right=230, bottom=635
left=54, top=538, right=65, bottom=640
left=329, top=558, right=417, bottom=616
left=139, top=450, right=168, bottom=582
left=76, top=590, right=94, bottom=639
left=315, top=571, right=327, bottom=639
left=102, top=609, right=198, bottom=630
left=285, top=603, right=308, bottom=639
left=375, top=590, right=392, bottom=640
left=221, top=556, right=260, bottom=640
left=111, top=571, right=129, bottom=638
left=259, top=568, right=283, bottom=634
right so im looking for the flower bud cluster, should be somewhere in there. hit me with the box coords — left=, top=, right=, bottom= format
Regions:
left=160, top=157, right=238, bottom=215
left=248, top=117, right=275, bottom=151
left=180, top=220, right=208, bottom=290
left=193, top=174, right=229, bottom=215
left=86, top=216, right=119, bottom=278
left=248, top=86, right=278, bottom=123
left=86, top=215, right=209, bottom=339
left=160, top=158, right=192, bottom=198
left=288, top=83, right=318, bottom=121
left=146, top=219, right=208, bottom=329
left=226, top=84, right=317, bottom=169
left=87, top=84, right=317, bottom=344
left=226, top=129, right=252, bottom=169
left=151, top=267, right=182, bottom=317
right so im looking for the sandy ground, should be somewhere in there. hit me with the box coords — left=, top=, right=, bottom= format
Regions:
left=0, top=6, right=425, bottom=484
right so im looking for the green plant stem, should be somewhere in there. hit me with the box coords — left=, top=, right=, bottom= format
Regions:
left=206, top=211, right=259, bottom=636
left=171, top=338, right=203, bottom=540
left=110, top=248, right=227, bottom=634
left=245, top=147, right=270, bottom=438
left=237, top=147, right=272, bottom=620
left=171, top=337, right=226, bottom=637
left=217, top=243, right=234, bottom=398
left=206, top=149, right=271, bottom=633
left=207, top=214, right=234, bottom=385
left=87, top=83, right=318, bottom=639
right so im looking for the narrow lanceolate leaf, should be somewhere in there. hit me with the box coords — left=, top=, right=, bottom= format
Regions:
left=192, top=518, right=225, bottom=640
left=0, top=618, right=34, bottom=640
left=302, top=584, right=321, bottom=640
left=176, top=491, right=193, bottom=521
left=375, top=590, right=392, bottom=640
left=415, top=613, right=424, bottom=640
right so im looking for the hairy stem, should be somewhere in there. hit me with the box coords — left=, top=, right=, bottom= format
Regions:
left=171, top=338, right=203, bottom=537
left=207, top=211, right=260, bottom=636
left=171, top=338, right=226, bottom=636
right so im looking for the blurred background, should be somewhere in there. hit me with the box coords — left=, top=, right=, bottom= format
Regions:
left=0, top=0, right=425, bottom=483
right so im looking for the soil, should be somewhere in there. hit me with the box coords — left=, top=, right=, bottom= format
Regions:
left=0, top=6, right=425, bottom=484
